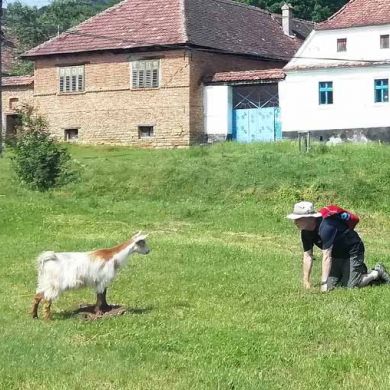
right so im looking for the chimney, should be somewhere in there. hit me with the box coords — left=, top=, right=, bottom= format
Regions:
left=282, top=3, right=293, bottom=36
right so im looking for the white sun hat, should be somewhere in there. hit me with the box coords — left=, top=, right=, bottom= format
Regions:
left=286, top=201, right=322, bottom=220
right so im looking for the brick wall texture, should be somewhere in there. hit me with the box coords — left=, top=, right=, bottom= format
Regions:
left=25, top=49, right=284, bottom=147
left=3, top=86, right=34, bottom=114
left=2, top=86, right=34, bottom=139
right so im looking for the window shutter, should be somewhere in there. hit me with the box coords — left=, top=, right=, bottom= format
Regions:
left=145, top=69, right=152, bottom=88
left=131, top=60, right=160, bottom=89
left=71, top=75, right=77, bottom=91
left=139, top=70, right=145, bottom=88
left=152, top=69, right=159, bottom=88
left=59, top=65, right=84, bottom=93
left=59, top=76, right=65, bottom=92
left=65, top=75, right=71, bottom=92
left=78, top=75, right=83, bottom=91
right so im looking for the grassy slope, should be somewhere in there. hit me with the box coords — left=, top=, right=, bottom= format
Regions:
left=1, top=141, right=390, bottom=389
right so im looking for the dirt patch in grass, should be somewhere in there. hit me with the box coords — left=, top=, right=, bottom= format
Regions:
left=67, top=304, right=153, bottom=320
left=73, top=304, right=127, bottom=320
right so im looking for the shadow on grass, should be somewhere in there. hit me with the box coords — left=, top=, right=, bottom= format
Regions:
left=57, top=304, right=154, bottom=321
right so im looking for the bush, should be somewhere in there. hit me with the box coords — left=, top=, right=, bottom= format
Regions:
left=11, top=105, right=78, bottom=191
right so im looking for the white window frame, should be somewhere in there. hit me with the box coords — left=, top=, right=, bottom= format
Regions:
left=131, top=60, right=160, bottom=89
left=59, top=65, right=85, bottom=93
left=337, top=38, right=347, bottom=52
left=380, top=34, right=390, bottom=49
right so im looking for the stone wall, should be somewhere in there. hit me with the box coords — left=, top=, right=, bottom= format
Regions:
left=34, top=50, right=192, bottom=147
left=3, top=86, right=34, bottom=114
left=2, top=85, right=34, bottom=141
left=32, top=48, right=285, bottom=147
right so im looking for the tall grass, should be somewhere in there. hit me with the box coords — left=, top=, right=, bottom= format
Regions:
left=1, top=141, right=390, bottom=389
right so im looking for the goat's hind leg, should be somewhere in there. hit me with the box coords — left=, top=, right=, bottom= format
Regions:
left=43, top=299, right=52, bottom=320
left=31, top=292, right=44, bottom=319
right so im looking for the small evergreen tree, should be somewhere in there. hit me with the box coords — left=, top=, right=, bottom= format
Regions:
left=11, top=105, right=79, bottom=191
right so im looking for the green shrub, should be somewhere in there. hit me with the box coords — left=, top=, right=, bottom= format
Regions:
left=11, top=105, right=78, bottom=191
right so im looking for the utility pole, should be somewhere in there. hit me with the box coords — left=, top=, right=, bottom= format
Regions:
left=0, top=0, right=3, bottom=157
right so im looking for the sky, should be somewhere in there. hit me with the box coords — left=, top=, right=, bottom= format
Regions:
left=6, top=0, right=51, bottom=7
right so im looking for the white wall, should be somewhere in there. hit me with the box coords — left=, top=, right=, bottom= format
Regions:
left=287, top=24, right=390, bottom=70
left=280, top=66, right=390, bottom=132
left=281, top=24, right=390, bottom=132
left=204, top=85, right=232, bottom=136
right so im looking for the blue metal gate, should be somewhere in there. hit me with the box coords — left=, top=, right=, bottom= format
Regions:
left=232, top=84, right=281, bottom=143
left=233, top=107, right=281, bottom=142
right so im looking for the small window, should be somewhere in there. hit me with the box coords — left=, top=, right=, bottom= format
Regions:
left=9, top=98, right=18, bottom=110
left=374, top=79, right=389, bottom=103
left=64, top=128, right=79, bottom=141
left=138, top=126, right=154, bottom=138
left=380, top=34, right=389, bottom=49
left=337, top=38, right=347, bottom=52
left=59, top=65, right=84, bottom=93
left=132, top=60, right=160, bottom=89
left=319, top=82, right=333, bottom=105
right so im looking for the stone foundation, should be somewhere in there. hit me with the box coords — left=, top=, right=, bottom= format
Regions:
left=283, top=127, right=390, bottom=143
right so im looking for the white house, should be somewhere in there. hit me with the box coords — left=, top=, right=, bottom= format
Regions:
left=279, top=0, right=390, bottom=141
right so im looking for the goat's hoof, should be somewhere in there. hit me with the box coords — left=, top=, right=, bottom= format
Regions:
left=94, top=305, right=110, bottom=315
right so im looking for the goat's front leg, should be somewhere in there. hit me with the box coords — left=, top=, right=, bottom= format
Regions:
left=95, top=288, right=110, bottom=314
left=43, top=299, right=52, bottom=320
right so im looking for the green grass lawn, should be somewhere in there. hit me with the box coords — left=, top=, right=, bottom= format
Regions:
left=2, top=141, right=390, bottom=389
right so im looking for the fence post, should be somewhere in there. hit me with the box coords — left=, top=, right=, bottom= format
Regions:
left=298, top=131, right=311, bottom=152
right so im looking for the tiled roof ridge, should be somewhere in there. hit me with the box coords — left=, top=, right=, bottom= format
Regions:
left=316, top=0, right=390, bottom=30
left=211, top=0, right=273, bottom=17
left=320, top=0, right=356, bottom=24
left=22, top=0, right=312, bottom=59
left=25, top=0, right=129, bottom=55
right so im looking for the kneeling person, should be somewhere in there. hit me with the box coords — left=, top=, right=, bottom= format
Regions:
left=287, top=201, right=390, bottom=292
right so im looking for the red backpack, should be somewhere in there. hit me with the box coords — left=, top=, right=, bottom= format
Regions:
left=319, top=205, right=359, bottom=230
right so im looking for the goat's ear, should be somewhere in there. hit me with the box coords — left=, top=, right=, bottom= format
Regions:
left=135, top=233, right=148, bottom=241
left=132, top=231, right=142, bottom=239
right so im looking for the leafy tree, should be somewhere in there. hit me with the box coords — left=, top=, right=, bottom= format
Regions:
left=11, top=105, right=79, bottom=191
left=5, top=0, right=121, bottom=75
left=5, top=2, right=46, bottom=50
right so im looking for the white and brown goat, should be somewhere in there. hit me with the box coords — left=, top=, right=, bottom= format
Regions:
left=31, top=232, right=150, bottom=320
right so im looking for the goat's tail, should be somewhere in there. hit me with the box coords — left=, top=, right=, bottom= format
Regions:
left=37, top=251, right=57, bottom=274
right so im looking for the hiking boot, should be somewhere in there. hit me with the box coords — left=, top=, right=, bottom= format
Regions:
left=374, top=263, right=390, bottom=284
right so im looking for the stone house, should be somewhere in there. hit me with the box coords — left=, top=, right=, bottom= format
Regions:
left=20, top=0, right=312, bottom=147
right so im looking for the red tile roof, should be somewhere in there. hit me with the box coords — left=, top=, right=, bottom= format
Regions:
left=317, top=0, right=390, bottom=30
left=205, top=69, right=285, bottom=83
left=2, top=76, right=34, bottom=87
left=23, top=0, right=313, bottom=61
